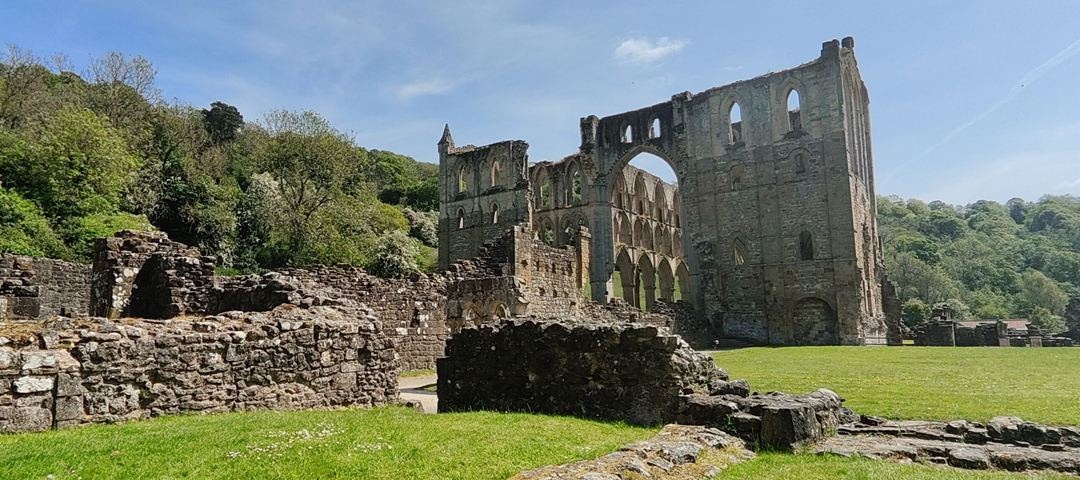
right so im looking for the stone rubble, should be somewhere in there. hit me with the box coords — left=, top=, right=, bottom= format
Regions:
left=509, top=424, right=755, bottom=480
left=816, top=416, right=1080, bottom=474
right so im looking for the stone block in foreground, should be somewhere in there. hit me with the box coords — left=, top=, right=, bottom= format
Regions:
left=509, top=424, right=754, bottom=480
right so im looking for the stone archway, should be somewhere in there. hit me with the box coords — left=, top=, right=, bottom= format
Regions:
left=785, top=297, right=839, bottom=346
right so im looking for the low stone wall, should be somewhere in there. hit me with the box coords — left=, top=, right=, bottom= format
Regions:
left=0, top=304, right=398, bottom=433
left=437, top=319, right=854, bottom=448
left=214, top=266, right=450, bottom=372
left=437, top=319, right=722, bottom=425
left=0, top=254, right=91, bottom=319
left=91, top=230, right=206, bottom=319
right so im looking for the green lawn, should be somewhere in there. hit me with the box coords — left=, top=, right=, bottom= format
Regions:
left=0, top=407, right=655, bottom=480
left=714, top=346, right=1080, bottom=425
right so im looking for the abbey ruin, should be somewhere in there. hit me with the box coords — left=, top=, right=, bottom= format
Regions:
left=440, top=37, right=896, bottom=346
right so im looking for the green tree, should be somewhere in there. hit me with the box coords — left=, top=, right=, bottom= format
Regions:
left=901, top=298, right=931, bottom=328
left=366, top=229, right=419, bottom=278
left=202, top=101, right=243, bottom=146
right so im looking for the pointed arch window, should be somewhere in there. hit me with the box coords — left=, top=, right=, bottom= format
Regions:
left=649, top=118, right=661, bottom=139
left=491, top=203, right=499, bottom=223
left=490, top=161, right=501, bottom=187
left=571, top=170, right=582, bottom=202
left=795, top=153, right=807, bottom=174
left=799, top=231, right=814, bottom=261
left=622, top=124, right=633, bottom=143
left=787, top=89, right=802, bottom=132
left=458, top=166, right=468, bottom=193
left=728, top=102, right=743, bottom=143
left=457, top=208, right=465, bottom=229
left=733, top=238, right=748, bottom=266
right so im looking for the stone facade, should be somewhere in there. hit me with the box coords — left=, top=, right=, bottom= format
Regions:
left=438, top=38, right=889, bottom=346
left=0, top=304, right=397, bottom=433
left=0, top=254, right=91, bottom=319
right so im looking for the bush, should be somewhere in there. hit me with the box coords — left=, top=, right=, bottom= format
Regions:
left=366, top=230, right=419, bottom=278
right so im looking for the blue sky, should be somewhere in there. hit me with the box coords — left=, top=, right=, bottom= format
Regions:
left=4, top=0, right=1079, bottom=205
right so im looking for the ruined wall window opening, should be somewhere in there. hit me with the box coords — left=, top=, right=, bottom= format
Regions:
left=795, top=153, right=807, bottom=174
left=649, top=118, right=661, bottom=139
left=799, top=231, right=814, bottom=261
left=542, top=222, right=554, bottom=246
left=458, top=166, right=468, bottom=193
left=733, top=238, right=747, bottom=266
left=728, top=102, right=743, bottom=143
left=730, top=164, right=744, bottom=191
left=539, top=175, right=551, bottom=207
left=457, top=208, right=465, bottom=229
left=571, top=171, right=582, bottom=202
left=787, top=88, right=802, bottom=132
left=491, top=203, right=499, bottom=223
left=622, top=124, right=633, bottom=143
left=490, top=161, right=500, bottom=187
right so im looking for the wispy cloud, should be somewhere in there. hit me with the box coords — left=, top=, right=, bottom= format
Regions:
left=396, top=78, right=455, bottom=100
left=614, top=36, right=687, bottom=65
left=909, top=37, right=1080, bottom=163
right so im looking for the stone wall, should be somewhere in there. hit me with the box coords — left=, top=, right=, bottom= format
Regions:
left=212, top=266, right=450, bottom=372
left=437, top=319, right=723, bottom=425
left=0, top=304, right=398, bottom=433
left=437, top=318, right=855, bottom=448
left=91, top=230, right=209, bottom=319
left=0, top=254, right=92, bottom=319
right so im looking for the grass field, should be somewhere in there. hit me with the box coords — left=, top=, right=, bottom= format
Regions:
left=0, top=407, right=655, bottom=480
left=714, top=346, right=1080, bottom=425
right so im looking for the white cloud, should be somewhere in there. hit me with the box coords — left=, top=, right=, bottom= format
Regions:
left=396, top=79, right=455, bottom=100
left=614, top=36, right=688, bottom=65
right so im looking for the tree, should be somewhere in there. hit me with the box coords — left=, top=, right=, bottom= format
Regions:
left=202, top=101, right=243, bottom=146
left=0, top=107, right=141, bottom=219
left=1019, top=270, right=1068, bottom=316
left=901, top=298, right=931, bottom=328
left=366, top=229, right=419, bottom=278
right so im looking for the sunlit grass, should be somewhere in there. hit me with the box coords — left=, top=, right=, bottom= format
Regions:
left=714, top=346, right=1080, bottom=425
left=0, top=407, right=655, bottom=480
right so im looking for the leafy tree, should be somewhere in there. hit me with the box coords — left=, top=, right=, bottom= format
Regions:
left=1028, top=307, right=1066, bottom=333
left=1018, top=270, right=1068, bottom=317
left=202, top=101, right=243, bottom=146
left=0, top=185, right=70, bottom=259
left=0, top=107, right=141, bottom=219
left=901, top=298, right=931, bottom=328
left=366, top=229, right=419, bottom=278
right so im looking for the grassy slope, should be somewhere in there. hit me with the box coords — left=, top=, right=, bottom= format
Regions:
left=714, top=346, right=1080, bottom=425
left=0, top=407, right=655, bottom=480
left=723, top=452, right=1070, bottom=479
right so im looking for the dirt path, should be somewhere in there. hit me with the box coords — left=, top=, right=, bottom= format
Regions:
left=398, top=373, right=438, bottom=413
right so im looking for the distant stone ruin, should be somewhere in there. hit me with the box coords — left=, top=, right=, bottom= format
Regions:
left=439, top=38, right=898, bottom=346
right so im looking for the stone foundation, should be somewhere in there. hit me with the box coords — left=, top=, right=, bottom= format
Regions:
left=0, top=304, right=398, bottom=433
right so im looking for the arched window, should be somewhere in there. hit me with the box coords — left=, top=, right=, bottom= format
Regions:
left=787, top=89, right=802, bottom=132
left=799, top=231, right=814, bottom=261
left=457, top=208, right=465, bottom=229
left=730, top=164, right=744, bottom=191
left=795, top=153, right=807, bottom=174
left=541, top=222, right=554, bottom=246
left=622, top=124, right=633, bottom=143
left=540, top=177, right=551, bottom=207
left=458, top=166, right=468, bottom=193
left=571, top=170, right=582, bottom=202
left=729, top=102, right=743, bottom=143
left=491, top=203, right=499, bottom=223
left=490, top=161, right=500, bottom=187
left=733, top=238, right=747, bottom=266
left=649, top=118, right=661, bottom=139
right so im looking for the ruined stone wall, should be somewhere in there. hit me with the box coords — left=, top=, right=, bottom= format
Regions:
left=438, top=135, right=532, bottom=271
left=212, top=266, right=450, bottom=372
left=437, top=38, right=890, bottom=346
left=91, top=230, right=209, bottom=319
left=0, top=305, right=398, bottom=433
left=0, top=255, right=92, bottom=319
left=437, top=319, right=723, bottom=425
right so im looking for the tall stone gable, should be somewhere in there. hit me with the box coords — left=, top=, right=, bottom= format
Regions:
left=439, top=38, right=888, bottom=345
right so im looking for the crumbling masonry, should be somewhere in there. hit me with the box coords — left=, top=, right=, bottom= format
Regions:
left=439, top=38, right=895, bottom=345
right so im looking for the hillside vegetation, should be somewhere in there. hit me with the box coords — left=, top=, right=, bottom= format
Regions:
left=879, top=195, right=1080, bottom=332
left=0, top=46, right=438, bottom=276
